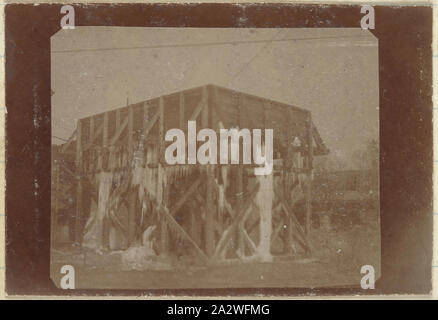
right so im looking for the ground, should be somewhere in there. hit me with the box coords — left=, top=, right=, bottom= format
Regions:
left=50, top=209, right=380, bottom=290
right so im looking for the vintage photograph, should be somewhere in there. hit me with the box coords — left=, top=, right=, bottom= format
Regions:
left=50, top=27, right=380, bottom=289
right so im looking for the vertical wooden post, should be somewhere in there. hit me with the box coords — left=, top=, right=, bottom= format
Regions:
left=143, top=102, right=149, bottom=137
left=305, top=113, right=313, bottom=235
left=128, top=105, right=137, bottom=246
left=158, top=97, right=169, bottom=255
left=87, top=116, right=94, bottom=175
left=51, top=161, right=60, bottom=245
left=211, top=86, right=223, bottom=235
left=74, top=119, right=83, bottom=243
left=116, top=109, right=121, bottom=130
left=158, top=98, right=164, bottom=170
left=115, top=109, right=121, bottom=170
left=187, top=90, right=199, bottom=245
left=102, top=113, right=110, bottom=248
left=307, top=114, right=314, bottom=171
left=142, top=102, right=149, bottom=172
left=190, top=204, right=199, bottom=247
left=283, top=215, right=294, bottom=254
left=205, top=166, right=215, bottom=257
left=236, top=166, right=244, bottom=256
left=90, top=116, right=95, bottom=140
left=128, top=106, right=134, bottom=156
left=116, top=109, right=121, bottom=170
left=96, top=115, right=102, bottom=171
left=202, top=87, right=215, bottom=257
left=283, top=170, right=293, bottom=254
left=236, top=94, right=244, bottom=256
left=102, top=115, right=108, bottom=161
left=283, top=112, right=293, bottom=254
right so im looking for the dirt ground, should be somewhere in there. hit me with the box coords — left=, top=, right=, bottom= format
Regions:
left=50, top=209, right=380, bottom=290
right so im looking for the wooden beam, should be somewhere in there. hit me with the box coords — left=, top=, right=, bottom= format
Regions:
left=263, top=102, right=270, bottom=131
left=236, top=94, right=244, bottom=256
left=312, top=123, right=329, bottom=156
left=194, top=190, right=204, bottom=204
left=109, top=116, right=128, bottom=146
left=214, top=198, right=254, bottom=260
left=158, top=97, right=164, bottom=163
left=203, top=87, right=215, bottom=256
left=281, top=154, right=293, bottom=254
left=189, top=87, right=207, bottom=121
left=116, top=109, right=121, bottom=130
left=237, top=202, right=256, bottom=258
left=162, top=181, right=170, bottom=255
left=212, top=181, right=235, bottom=219
left=210, top=86, right=223, bottom=235
left=210, top=86, right=227, bottom=131
left=143, top=102, right=149, bottom=137
left=159, top=205, right=208, bottom=262
left=213, top=182, right=259, bottom=259
left=83, top=122, right=104, bottom=151
left=102, top=112, right=110, bottom=248
left=143, top=109, right=160, bottom=140
left=127, top=105, right=136, bottom=246
left=190, top=210, right=200, bottom=247
left=103, top=113, right=109, bottom=147
left=108, top=209, right=127, bottom=235
left=283, top=213, right=294, bottom=254
left=280, top=202, right=305, bottom=237
left=271, top=219, right=284, bottom=245
left=241, top=228, right=257, bottom=254
left=169, top=178, right=201, bottom=215
left=89, top=116, right=95, bottom=141
left=51, top=162, right=60, bottom=245
left=247, top=202, right=282, bottom=236
left=74, top=119, right=83, bottom=243
left=287, top=209, right=311, bottom=252
left=142, top=102, right=150, bottom=170
left=236, top=166, right=245, bottom=256
left=158, top=97, right=168, bottom=255
left=307, top=114, right=313, bottom=171
left=305, top=113, right=313, bottom=235
left=128, top=106, right=134, bottom=154
left=60, top=129, right=77, bottom=153
left=87, top=117, right=94, bottom=174
left=281, top=202, right=310, bottom=252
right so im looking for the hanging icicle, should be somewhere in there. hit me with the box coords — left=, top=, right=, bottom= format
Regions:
left=253, top=141, right=274, bottom=262
left=255, top=173, right=273, bottom=262
left=83, top=171, right=114, bottom=250
left=108, top=146, right=117, bottom=170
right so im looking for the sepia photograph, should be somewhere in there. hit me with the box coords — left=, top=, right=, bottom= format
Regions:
left=49, top=27, right=380, bottom=290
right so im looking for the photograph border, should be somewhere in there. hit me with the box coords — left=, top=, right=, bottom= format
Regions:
left=4, top=3, right=433, bottom=296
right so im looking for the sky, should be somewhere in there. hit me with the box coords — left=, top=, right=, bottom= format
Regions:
left=51, top=27, right=379, bottom=167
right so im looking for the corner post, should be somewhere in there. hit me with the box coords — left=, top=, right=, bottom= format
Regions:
left=128, top=105, right=136, bottom=246
left=203, top=87, right=215, bottom=257
left=102, top=112, right=110, bottom=248
left=74, top=119, right=83, bottom=244
left=158, top=97, right=169, bottom=255
left=305, top=112, right=313, bottom=235
left=236, top=94, right=244, bottom=257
